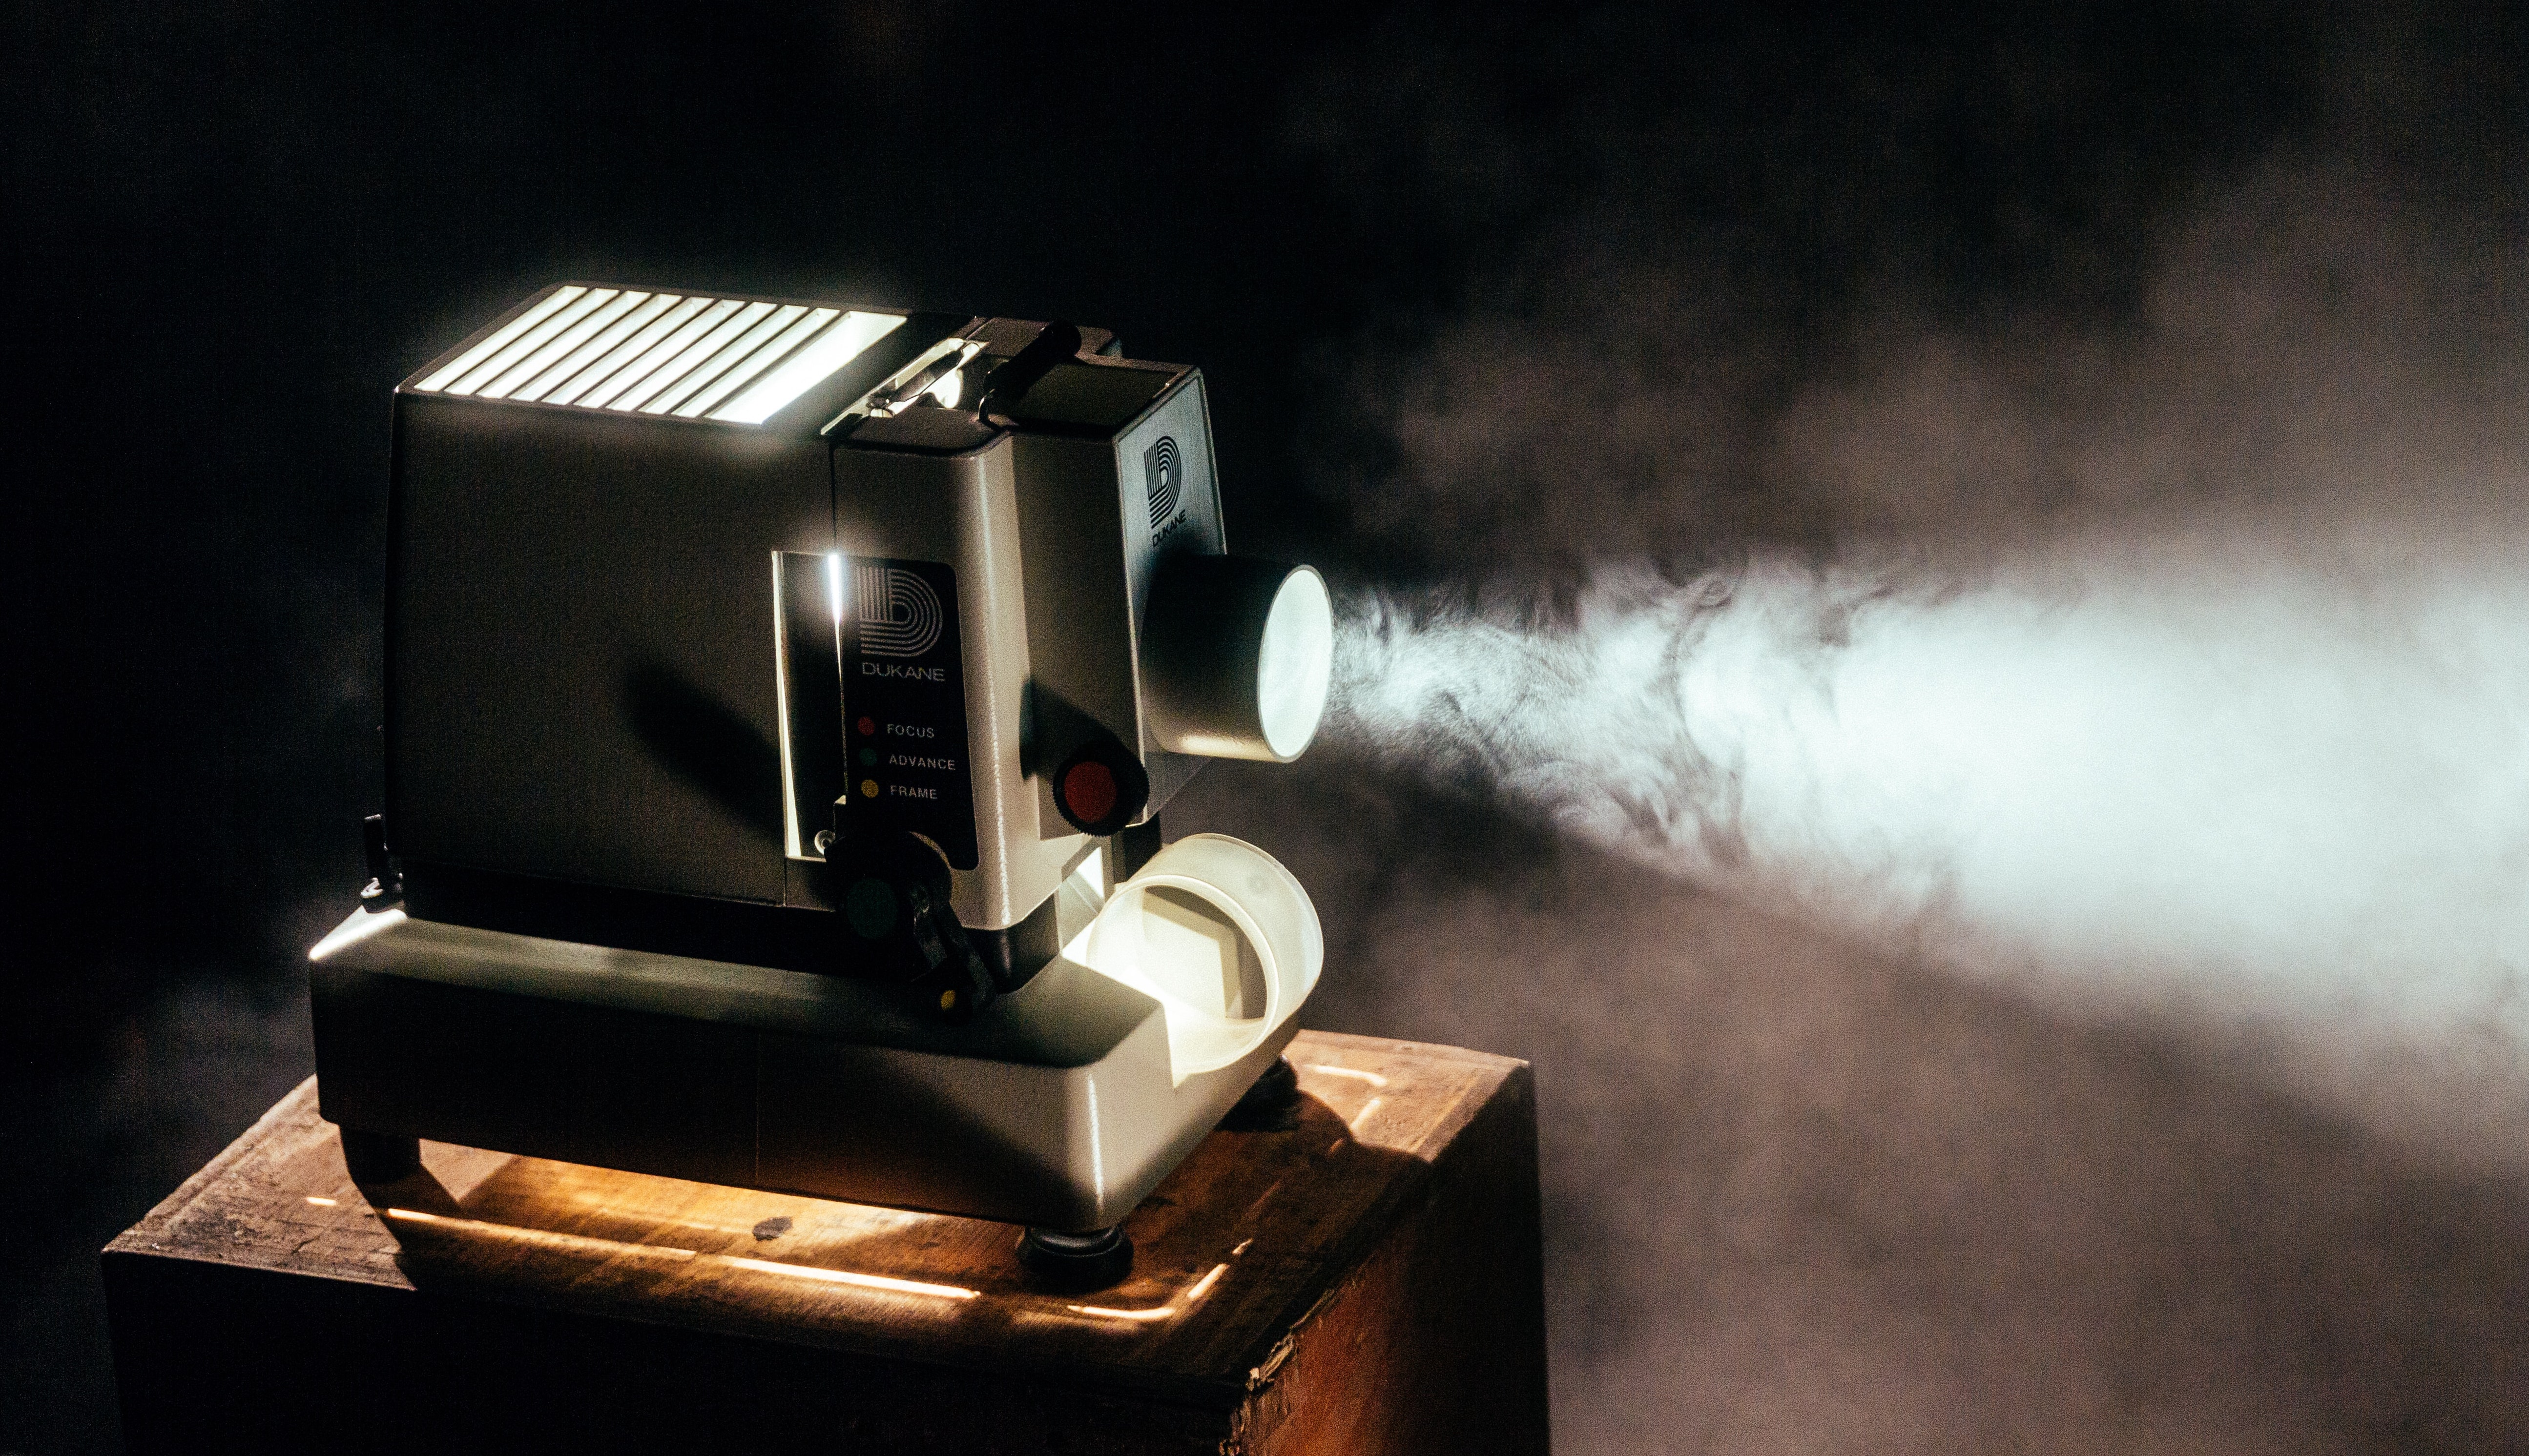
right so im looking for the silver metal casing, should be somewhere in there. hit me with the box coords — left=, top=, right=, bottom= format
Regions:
left=384, top=284, right=1223, bottom=940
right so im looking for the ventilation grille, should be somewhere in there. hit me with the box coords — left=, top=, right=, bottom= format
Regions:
left=408, top=286, right=906, bottom=425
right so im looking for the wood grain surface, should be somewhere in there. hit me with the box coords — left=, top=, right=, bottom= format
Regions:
left=104, top=1029, right=1550, bottom=1454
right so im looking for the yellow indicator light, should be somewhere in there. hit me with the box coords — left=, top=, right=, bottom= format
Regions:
left=861, top=779, right=878, bottom=798
left=939, top=989, right=957, bottom=1011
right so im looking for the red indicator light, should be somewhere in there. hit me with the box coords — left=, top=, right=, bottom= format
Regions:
left=1061, top=761, right=1119, bottom=825
left=857, top=716, right=876, bottom=737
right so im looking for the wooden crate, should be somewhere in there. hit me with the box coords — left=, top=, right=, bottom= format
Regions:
left=104, top=1030, right=1548, bottom=1454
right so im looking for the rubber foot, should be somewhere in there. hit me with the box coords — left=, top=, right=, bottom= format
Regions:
left=339, top=1128, right=422, bottom=1183
left=1016, top=1225, right=1134, bottom=1292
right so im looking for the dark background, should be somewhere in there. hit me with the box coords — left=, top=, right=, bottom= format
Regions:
left=4, top=2, right=2523, bottom=1451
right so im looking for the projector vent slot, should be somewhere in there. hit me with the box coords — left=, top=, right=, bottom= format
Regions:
left=408, top=287, right=907, bottom=426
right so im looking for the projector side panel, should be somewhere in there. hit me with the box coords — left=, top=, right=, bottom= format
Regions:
left=1008, top=369, right=1223, bottom=824
left=832, top=437, right=1083, bottom=931
left=386, top=395, right=829, bottom=904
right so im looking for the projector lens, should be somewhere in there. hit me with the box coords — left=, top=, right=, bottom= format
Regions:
left=1139, top=558, right=1334, bottom=763
left=1257, top=569, right=1334, bottom=759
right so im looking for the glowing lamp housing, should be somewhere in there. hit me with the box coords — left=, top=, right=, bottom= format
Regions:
left=378, top=285, right=1306, bottom=976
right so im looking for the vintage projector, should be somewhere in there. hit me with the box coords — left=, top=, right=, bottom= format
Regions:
left=308, top=284, right=1334, bottom=1285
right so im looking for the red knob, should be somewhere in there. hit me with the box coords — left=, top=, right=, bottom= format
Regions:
left=1060, top=760, right=1119, bottom=826
left=1051, top=740, right=1147, bottom=837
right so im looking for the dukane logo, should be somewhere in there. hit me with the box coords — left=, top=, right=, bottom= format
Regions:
left=1143, top=434, right=1183, bottom=540
left=855, top=566, right=944, bottom=658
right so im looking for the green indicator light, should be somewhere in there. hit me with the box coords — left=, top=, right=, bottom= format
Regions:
left=859, top=747, right=877, bottom=767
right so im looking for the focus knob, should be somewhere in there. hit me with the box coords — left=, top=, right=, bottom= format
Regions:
left=1139, top=556, right=1332, bottom=763
left=1052, top=737, right=1150, bottom=837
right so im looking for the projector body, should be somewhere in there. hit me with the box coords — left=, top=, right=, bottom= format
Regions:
left=311, top=285, right=1329, bottom=1236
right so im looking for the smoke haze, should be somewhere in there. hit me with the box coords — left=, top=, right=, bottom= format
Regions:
left=1338, top=530, right=2529, bottom=1148
left=1215, top=205, right=2529, bottom=1449
left=1167, top=10, right=2529, bottom=1451
left=1304, top=40, right=2529, bottom=1157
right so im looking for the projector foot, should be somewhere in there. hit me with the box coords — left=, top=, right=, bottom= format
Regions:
left=1218, top=1055, right=1302, bottom=1131
left=1016, top=1225, right=1133, bottom=1292
left=339, top=1129, right=421, bottom=1183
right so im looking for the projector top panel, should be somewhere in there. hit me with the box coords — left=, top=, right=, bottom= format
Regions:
left=399, top=283, right=962, bottom=433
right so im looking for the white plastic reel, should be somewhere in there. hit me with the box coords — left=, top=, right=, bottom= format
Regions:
left=1069, top=834, right=1323, bottom=1085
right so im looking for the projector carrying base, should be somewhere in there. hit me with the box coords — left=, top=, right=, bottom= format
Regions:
left=307, top=908, right=1301, bottom=1239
